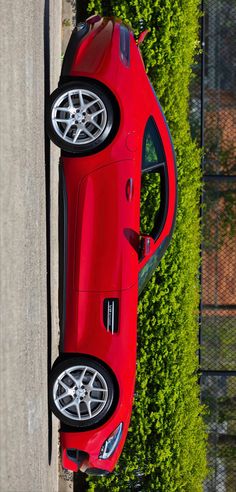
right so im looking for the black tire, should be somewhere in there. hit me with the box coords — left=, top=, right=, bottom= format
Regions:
left=46, top=80, right=117, bottom=155
left=86, top=468, right=110, bottom=476
left=49, top=356, right=116, bottom=429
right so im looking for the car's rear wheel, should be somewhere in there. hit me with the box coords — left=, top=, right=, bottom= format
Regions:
left=49, top=356, right=116, bottom=429
left=46, top=80, right=117, bottom=154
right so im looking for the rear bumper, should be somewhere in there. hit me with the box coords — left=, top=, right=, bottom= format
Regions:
left=60, top=22, right=89, bottom=81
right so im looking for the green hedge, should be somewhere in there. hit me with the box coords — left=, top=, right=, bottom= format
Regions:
left=85, top=1, right=208, bottom=490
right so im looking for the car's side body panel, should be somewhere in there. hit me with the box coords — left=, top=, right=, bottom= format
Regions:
left=74, top=160, right=140, bottom=292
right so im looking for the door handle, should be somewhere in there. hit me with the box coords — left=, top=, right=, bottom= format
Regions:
left=126, top=178, right=134, bottom=202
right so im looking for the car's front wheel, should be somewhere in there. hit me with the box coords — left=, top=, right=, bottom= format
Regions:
left=46, top=80, right=117, bottom=155
left=49, top=356, right=116, bottom=429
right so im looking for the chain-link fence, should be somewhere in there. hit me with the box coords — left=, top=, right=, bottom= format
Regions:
left=191, top=1, right=236, bottom=490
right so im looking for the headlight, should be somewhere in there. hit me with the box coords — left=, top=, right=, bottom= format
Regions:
left=99, top=423, right=123, bottom=460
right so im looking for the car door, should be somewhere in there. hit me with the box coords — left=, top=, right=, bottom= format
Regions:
left=74, top=159, right=140, bottom=292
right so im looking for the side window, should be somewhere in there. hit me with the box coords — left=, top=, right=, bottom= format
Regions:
left=142, top=119, right=165, bottom=171
left=140, top=117, right=167, bottom=241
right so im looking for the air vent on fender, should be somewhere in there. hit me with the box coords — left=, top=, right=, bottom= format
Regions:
left=103, top=299, right=119, bottom=334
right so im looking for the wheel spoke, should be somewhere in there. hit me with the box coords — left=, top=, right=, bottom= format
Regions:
left=89, top=371, right=97, bottom=386
left=59, top=379, right=70, bottom=391
left=76, top=403, right=81, bottom=419
left=54, top=118, right=70, bottom=123
left=90, top=398, right=106, bottom=403
left=78, top=367, right=87, bottom=384
left=55, top=106, right=71, bottom=113
left=64, top=121, right=74, bottom=138
left=65, top=370, right=78, bottom=385
left=79, top=90, right=84, bottom=108
left=56, top=391, right=68, bottom=402
left=90, top=387, right=108, bottom=392
left=90, top=119, right=102, bottom=131
left=73, top=128, right=82, bottom=143
left=83, top=127, right=94, bottom=139
left=63, top=400, right=76, bottom=411
left=84, top=98, right=99, bottom=109
left=85, top=400, right=92, bottom=418
left=68, top=92, right=74, bottom=109
left=91, top=108, right=105, bottom=117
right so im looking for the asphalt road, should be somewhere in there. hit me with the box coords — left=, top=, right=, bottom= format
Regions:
left=0, top=1, right=61, bottom=491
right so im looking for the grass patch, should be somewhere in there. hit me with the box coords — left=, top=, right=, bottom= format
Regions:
left=85, top=0, right=208, bottom=490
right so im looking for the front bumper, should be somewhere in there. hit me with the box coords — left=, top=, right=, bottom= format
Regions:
left=61, top=440, right=114, bottom=474
left=60, top=414, right=128, bottom=474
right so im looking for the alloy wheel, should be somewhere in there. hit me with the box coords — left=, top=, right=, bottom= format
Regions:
left=53, top=365, right=109, bottom=422
left=51, top=89, right=107, bottom=146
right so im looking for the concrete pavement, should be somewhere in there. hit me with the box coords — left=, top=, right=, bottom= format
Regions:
left=0, top=1, right=61, bottom=491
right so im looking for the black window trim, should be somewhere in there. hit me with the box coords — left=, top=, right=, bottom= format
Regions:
left=120, top=25, right=130, bottom=66
left=141, top=161, right=165, bottom=174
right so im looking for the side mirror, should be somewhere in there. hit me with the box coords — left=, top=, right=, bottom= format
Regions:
left=86, top=15, right=102, bottom=25
left=140, top=235, right=154, bottom=257
left=137, top=29, right=149, bottom=46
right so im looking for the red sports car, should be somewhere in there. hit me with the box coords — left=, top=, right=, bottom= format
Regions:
left=47, top=15, right=177, bottom=476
